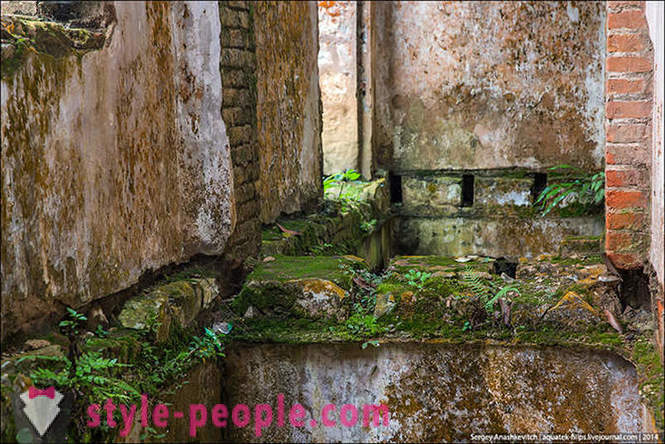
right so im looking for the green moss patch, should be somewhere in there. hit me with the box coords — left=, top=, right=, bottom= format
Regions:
left=1, top=16, right=105, bottom=80
left=245, top=255, right=357, bottom=284
left=629, top=338, right=664, bottom=430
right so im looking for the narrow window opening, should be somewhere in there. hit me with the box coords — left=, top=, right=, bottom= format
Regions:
left=389, top=173, right=402, bottom=204
left=461, top=174, right=474, bottom=207
left=532, top=173, right=547, bottom=203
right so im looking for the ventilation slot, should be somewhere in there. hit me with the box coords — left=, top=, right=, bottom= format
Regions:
left=389, top=173, right=403, bottom=204
left=461, top=174, right=474, bottom=207
left=532, top=173, right=547, bottom=203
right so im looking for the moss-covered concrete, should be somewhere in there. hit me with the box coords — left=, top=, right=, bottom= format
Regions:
left=229, top=254, right=663, bottom=432
left=261, top=178, right=391, bottom=268
left=2, top=254, right=662, bottom=440
left=0, top=15, right=105, bottom=80
left=1, top=3, right=235, bottom=342
left=232, top=255, right=363, bottom=319
left=118, top=276, right=218, bottom=342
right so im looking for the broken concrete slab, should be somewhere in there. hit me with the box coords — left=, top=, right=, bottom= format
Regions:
left=118, top=277, right=218, bottom=342
left=232, top=256, right=361, bottom=321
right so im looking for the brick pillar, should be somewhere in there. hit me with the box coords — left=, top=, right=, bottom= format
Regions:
left=219, top=1, right=261, bottom=265
left=605, top=1, right=653, bottom=270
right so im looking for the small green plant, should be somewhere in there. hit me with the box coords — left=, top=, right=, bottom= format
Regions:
left=323, top=169, right=363, bottom=212
left=345, top=314, right=384, bottom=338
left=484, top=285, right=521, bottom=312
left=462, top=266, right=521, bottom=313
left=58, top=307, right=88, bottom=379
left=310, top=242, right=334, bottom=255
left=323, top=168, right=361, bottom=193
left=94, top=324, right=109, bottom=338
left=189, top=327, right=226, bottom=361
left=462, top=320, right=472, bottom=332
left=59, top=307, right=87, bottom=337
left=535, top=165, right=604, bottom=216
left=360, top=218, right=377, bottom=233
left=404, top=269, right=431, bottom=290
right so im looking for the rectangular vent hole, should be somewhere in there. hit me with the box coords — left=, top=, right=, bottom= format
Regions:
left=532, top=173, right=547, bottom=203
left=389, top=173, right=403, bottom=204
left=461, top=174, right=474, bottom=207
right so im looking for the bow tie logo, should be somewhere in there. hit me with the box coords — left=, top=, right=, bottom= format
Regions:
left=28, top=386, right=55, bottom=399
left=20, top=385, right=63, bottom=437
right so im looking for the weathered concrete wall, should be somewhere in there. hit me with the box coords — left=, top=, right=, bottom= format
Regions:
left=0, top=1, right=36, bottom=16
left=254, top=1, right=322, bottom=223
left=398, top=217, right=603, bottom=258
left=646, top=0, right=664, bottom=362
left=318, top=1, right=358, bottom=175
left=374, top=1, right=606, bottom=172
left=1, top=2, right=234, bottom=339
left=646, top=1, right=663, bottom=284
left=223, top=343, right=651, bottom=442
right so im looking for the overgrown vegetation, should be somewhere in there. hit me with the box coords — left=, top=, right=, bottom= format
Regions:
left=323, top=168, right=362, bottom=211
left=535, top=165, right=604, bottom=216
left=13, top=309, right=229, bottom=441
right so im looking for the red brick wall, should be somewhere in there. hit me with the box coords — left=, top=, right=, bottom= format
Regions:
left=605, top=1, right=653, bottom=269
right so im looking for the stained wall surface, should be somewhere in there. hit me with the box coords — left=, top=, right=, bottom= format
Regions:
left=374, top=1, right=606, bottom=172
left=254, top=1, right=323, bottom=223
left=645, top=0, right=664, bottom=361
left=646, top=1, right=664, bottom=284
left=224, top=343, right=650, bottom=442
left=1, top=2, right=234, bottom=338
left=318, top=1, right=358, bottom=175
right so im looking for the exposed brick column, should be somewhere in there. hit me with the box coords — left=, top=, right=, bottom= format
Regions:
left=219, top=1, right=261, bottom=265
left=605, top=1, right=653, bottom=269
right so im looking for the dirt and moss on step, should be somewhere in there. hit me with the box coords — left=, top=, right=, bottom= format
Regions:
left=232, top=255, right=364, bottom=320
left=231, top=253, right=625, bottom=344
left=2, top=254, right=662, bottom=438
left=1, top=15, right=105, bottom=80
left=261, top=178, right=390, bottom=259
left=229, top=253, right=662, bottom=430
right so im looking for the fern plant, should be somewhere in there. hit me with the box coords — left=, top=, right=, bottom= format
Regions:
left=18, top=351, right=139, bottom=403
left=461, top=267, right=490, bottom=299
left=535, top=165, right=604, bottom=216
left=461, top=266, right=520, bottom=312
